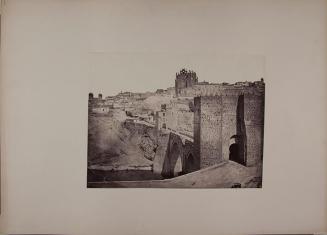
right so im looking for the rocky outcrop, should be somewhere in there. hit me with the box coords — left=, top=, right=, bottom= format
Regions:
left=123, top=120, right=159, bottom=161
left=88, top=115, right=153, bottom=167
left=139, top=135, right=158, bottom=161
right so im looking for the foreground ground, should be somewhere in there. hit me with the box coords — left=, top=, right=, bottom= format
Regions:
left=88, top=161, right=262, bottom=188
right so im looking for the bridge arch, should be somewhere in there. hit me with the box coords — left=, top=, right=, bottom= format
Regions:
left=161, top=133, right=184, bottom=178
left=184, top=152, right=196, bottom=173
left=170, top=142, right=183, bottom=177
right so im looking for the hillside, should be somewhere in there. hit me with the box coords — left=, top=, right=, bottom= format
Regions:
left=87, top=111, right=154, bottom=168
left=141, top=95, right=173, bottom=111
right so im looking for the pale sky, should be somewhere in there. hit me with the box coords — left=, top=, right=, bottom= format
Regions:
left=84, top=1, right=267, bottom=97
left=88, top=53, right=265, bottom=97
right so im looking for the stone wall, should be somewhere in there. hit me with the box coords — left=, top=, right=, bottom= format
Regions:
left=155, top=111, right=167, bottom=130
left=194, top=88, right=264, bottom=169
left=179, top=83, right=264, bottom=97
left=166, top=109, right=193, bottom=135
left=221, top=94, right=238, bottom=162
left=194, top=96, right=223, bottom=168
left=244, top=93, right=264, bottom=166
left=153, top=132, right=170, bottom=174
left=175, top=69, right=198, bottom=96
left=193, top=97, right=201, bottom=170
left=155, top=98, right=194, bottom=136
left=154, top=75, right=265, bottom=174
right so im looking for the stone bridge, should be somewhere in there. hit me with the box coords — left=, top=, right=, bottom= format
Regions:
left=153, top=132, right=197, bottom=178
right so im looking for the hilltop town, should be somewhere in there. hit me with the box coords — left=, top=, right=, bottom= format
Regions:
left=89, top=69, right=264, bottom=137
left=87, top=69, right=265, bottom=188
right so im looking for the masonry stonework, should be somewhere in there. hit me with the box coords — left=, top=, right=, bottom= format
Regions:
left=194, top=96, right=223, bottom=168
left=153, top=132, right=195, bottom=178
left=244, top=93, right=264, bottom=166
left=193, top=84, right=264, bottom=169
left=154, top=69, right=264, bottom=174
left=175, top=69, right=198, bottom=96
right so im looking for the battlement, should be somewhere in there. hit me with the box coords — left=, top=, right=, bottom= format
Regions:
left=175, top=69, right=265, bottom=97
left=175, top=69, right=199, bottom=96
left=89, top=93, right=103, bottom=100
left=176, top=68, right=198, bottom=81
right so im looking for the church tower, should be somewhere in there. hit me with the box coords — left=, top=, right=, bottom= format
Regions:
left=175, top=69, right=198, bottom=97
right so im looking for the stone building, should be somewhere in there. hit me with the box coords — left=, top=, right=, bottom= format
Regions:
left=155, top=104, right=168, bottom=130
left=155, top=98, right=194, bottom=136
left=88, top=93, right=111, bottom=114
left=193, top=89, right=264, bottom=169
left=165, top=98, right=194, bottom=136
left=174, top=68, right=264, bottom=98
left=88, top=93, right=104, bottom=105
left=175, top=69, right=198, bottom=97
left=155, top=69, right=265, bottom=176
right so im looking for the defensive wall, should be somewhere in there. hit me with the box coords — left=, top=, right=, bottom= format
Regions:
left=173, top=69, right=264, bottom=169
left=178, top=83, right=264, bottom=97
left=154, top=69, right=265, bottom=173
left=175, top=68, right=198, bottom=96
left=194, top=89, right=264, bottom=169
left=156, top=98, right=194, bottom=136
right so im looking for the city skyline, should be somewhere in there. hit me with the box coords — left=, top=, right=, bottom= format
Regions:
left=88, top=53, right=265, bottom=96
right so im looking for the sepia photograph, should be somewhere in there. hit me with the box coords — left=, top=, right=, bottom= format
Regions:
left=1, top=0, right=327, bottom=234
left=87, top=54, right=265, bottom=188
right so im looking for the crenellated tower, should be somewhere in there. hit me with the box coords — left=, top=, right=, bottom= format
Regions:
left=175, top=69, right=198, bottom=97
